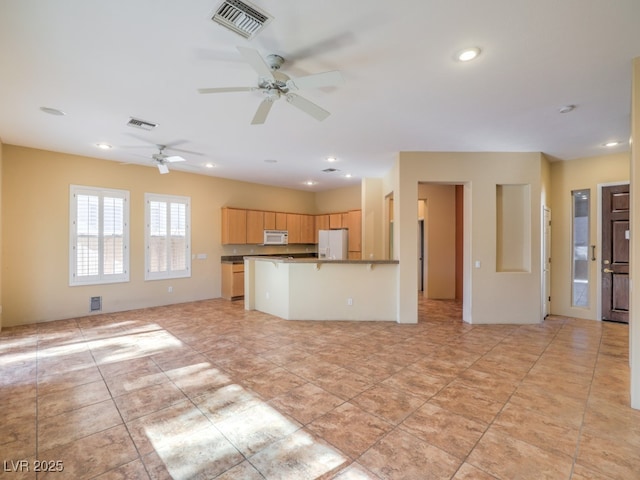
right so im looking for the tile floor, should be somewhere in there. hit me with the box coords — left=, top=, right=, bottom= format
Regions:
left=1, top=298, right=638, bottom=479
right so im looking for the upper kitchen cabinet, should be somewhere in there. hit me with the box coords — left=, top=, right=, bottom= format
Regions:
left=315, top=215, right=329, bottom=243
left=221, top=207, right=247, bottom=244
left=329, top=213, right=343, bottom=229
left=347, top=210, right=362, bottom=252
left=276, top=212, right=287, bottom=230
left=246, top=210, right=265, bottom=244
left=300, top=214, right=315, bottom=244
left=286, top=213, right=301, bottom=244
left=264, top=211, right=276, bottom=230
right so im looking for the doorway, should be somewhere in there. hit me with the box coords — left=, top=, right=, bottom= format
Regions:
left=418, top=219, right=424, bottom=292
left=543, top=207, right=551, bottom=318
left=417, top=183, right=463, bottom=304
left=601, top=183, right=630, bottom=323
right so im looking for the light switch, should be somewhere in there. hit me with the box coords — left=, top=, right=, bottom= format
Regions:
left=474, top=260, right=481, bottom=268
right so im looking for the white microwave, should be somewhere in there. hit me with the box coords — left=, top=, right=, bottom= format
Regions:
left=263, top=230, right=288, bottom=245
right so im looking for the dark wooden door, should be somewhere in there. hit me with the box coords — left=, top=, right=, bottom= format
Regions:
left=601, top=184, right=630, bottom=323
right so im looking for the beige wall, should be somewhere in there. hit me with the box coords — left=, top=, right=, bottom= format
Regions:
left=313, top=185, right=361, bottom=213
left=549, top=153, right=630, bottom=320
left=395, top=152, right=545, bottom=324
left=630, top=57, right=640, bottom=409
left=1, top=145, right=333, bottom=326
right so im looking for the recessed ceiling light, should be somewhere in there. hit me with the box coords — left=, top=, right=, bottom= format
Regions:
left=326, top=156, right=337, bottom=163
left=264, top=159, right=278, bottom=164
left=303, top=180, right=318, bottom=186
left=603, top=141, right=622, bottom=147
left=40, top=106, right=66, bottom=116
left=205, top=162, right=216, bottom=168
left=344, top=173, right=352, bottom=178
left=95, top=143, right=112, bottom=150
left=559, top=105, right=576, bottom=114
left=456, top=47, right=481, bottom=62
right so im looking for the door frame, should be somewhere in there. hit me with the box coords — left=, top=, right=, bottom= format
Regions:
left=596, top=181, right=630, bottom=321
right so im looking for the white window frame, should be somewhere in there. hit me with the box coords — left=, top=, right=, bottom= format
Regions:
left=69, top=185, right=130, bottom=286
left=145, top=193, right=191, bottom=281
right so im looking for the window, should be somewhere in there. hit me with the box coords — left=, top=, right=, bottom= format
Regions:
left=70, top=185, right=129, bottom=286
left=145, top=193, right=191, bottom=280
left=571, top=189, right=590, bottom=307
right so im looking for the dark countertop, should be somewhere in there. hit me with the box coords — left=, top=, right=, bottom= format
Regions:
left=221, top=253, right=317, bottom=264
left=244, top=256, right=399, bottom=265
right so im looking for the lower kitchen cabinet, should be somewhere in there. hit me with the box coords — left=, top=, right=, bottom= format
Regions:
left=221, top=263, right=244, bottom=300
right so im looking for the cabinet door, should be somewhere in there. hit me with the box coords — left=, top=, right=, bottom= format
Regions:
left=275, top=212, right=287, bottom=230
left=347, top=210, right=362, bottom=252
left=287, top=213, right=301, bottom=243
left=246, top=210, right=264, bottom=244
left=264, top=211, right=276, bottom=230
left=315, top=214, right=329, bottom=243
left=221, top=208, right=247, bottom=244
left=329, top=213, right=342, bottom=229
left=232, top=271, right=244, bottom=297
left=300, top=214, right=315, bottom=243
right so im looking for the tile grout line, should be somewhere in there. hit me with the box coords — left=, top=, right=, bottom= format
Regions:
left=445, top=316, right=570, bottom=479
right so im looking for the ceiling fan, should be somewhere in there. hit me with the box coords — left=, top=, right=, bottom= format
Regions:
left=150, top=145, right=186, bottom=174
left=198, top=46, right=343, bottom=124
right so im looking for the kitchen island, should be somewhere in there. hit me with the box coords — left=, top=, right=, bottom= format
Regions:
left=244, top=256, right=399, bottom=322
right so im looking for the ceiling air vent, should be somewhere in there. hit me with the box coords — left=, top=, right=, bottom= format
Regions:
left=211, top=0, right=272, bottom=39
left=322, top=168, right=339, bottom=173
left=127, top=117, right=158, bottom=131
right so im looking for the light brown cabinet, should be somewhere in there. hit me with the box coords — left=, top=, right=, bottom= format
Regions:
left=275, top=212, right=287, bottom=230
left=286, top=213, right=301, bottom=244
left=221, top=208, right=247, bottom=244
left=246, top=210, right=265, bottom=244
left=221, top=207, right=361, bottom=248
left=329, top=213, right=343, bottom=229
left=263, top=211, right=276, bottom=230
left=346, top=210, right=362, bottom=253
left=300, top=214, right=315, bottom=244
left=221, top=263, right=244, bottom=300
left=315, top=215, right=329, bottom=243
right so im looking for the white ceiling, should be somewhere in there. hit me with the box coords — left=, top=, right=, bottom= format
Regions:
left=1, top=0, right=639, bottom=191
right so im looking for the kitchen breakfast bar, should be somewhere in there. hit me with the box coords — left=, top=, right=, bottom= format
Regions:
left=244, top=256, right=400, bottom=322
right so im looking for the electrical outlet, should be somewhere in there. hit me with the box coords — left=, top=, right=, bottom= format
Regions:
left=347, top=298, right=353, bottom=306
left=266, top=292, right=270, bottom=300
left=168, top=286, right=173, bottom=293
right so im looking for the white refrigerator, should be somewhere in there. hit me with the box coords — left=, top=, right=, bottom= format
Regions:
left=318, top=229, right=348, bottom=260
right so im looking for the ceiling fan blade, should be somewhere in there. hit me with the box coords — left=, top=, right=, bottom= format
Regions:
left=165, top=155, right=186, bottom=163
left=198, top=86, right=255, bottom=94
left=237, top=46, right=274, bottom=80
left=285, top=93, right=330, bottom=121
left=287, top=71, right=344, bottom=91
left=157, top=163, right=170, bottom=174
left=251, top=98, right=275, bottom=125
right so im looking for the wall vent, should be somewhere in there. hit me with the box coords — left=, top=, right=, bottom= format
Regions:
left=90, top=296, right=102, bottom=312
left=127, top=117, right=158, bottom=130
left=211, top=0, right=273, bottom=39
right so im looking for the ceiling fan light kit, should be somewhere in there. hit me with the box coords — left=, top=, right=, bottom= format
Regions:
left=198, top=46, right=343, bottom=125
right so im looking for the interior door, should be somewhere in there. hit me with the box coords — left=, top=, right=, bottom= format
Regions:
left=601, top=184, right=630, bottom=323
